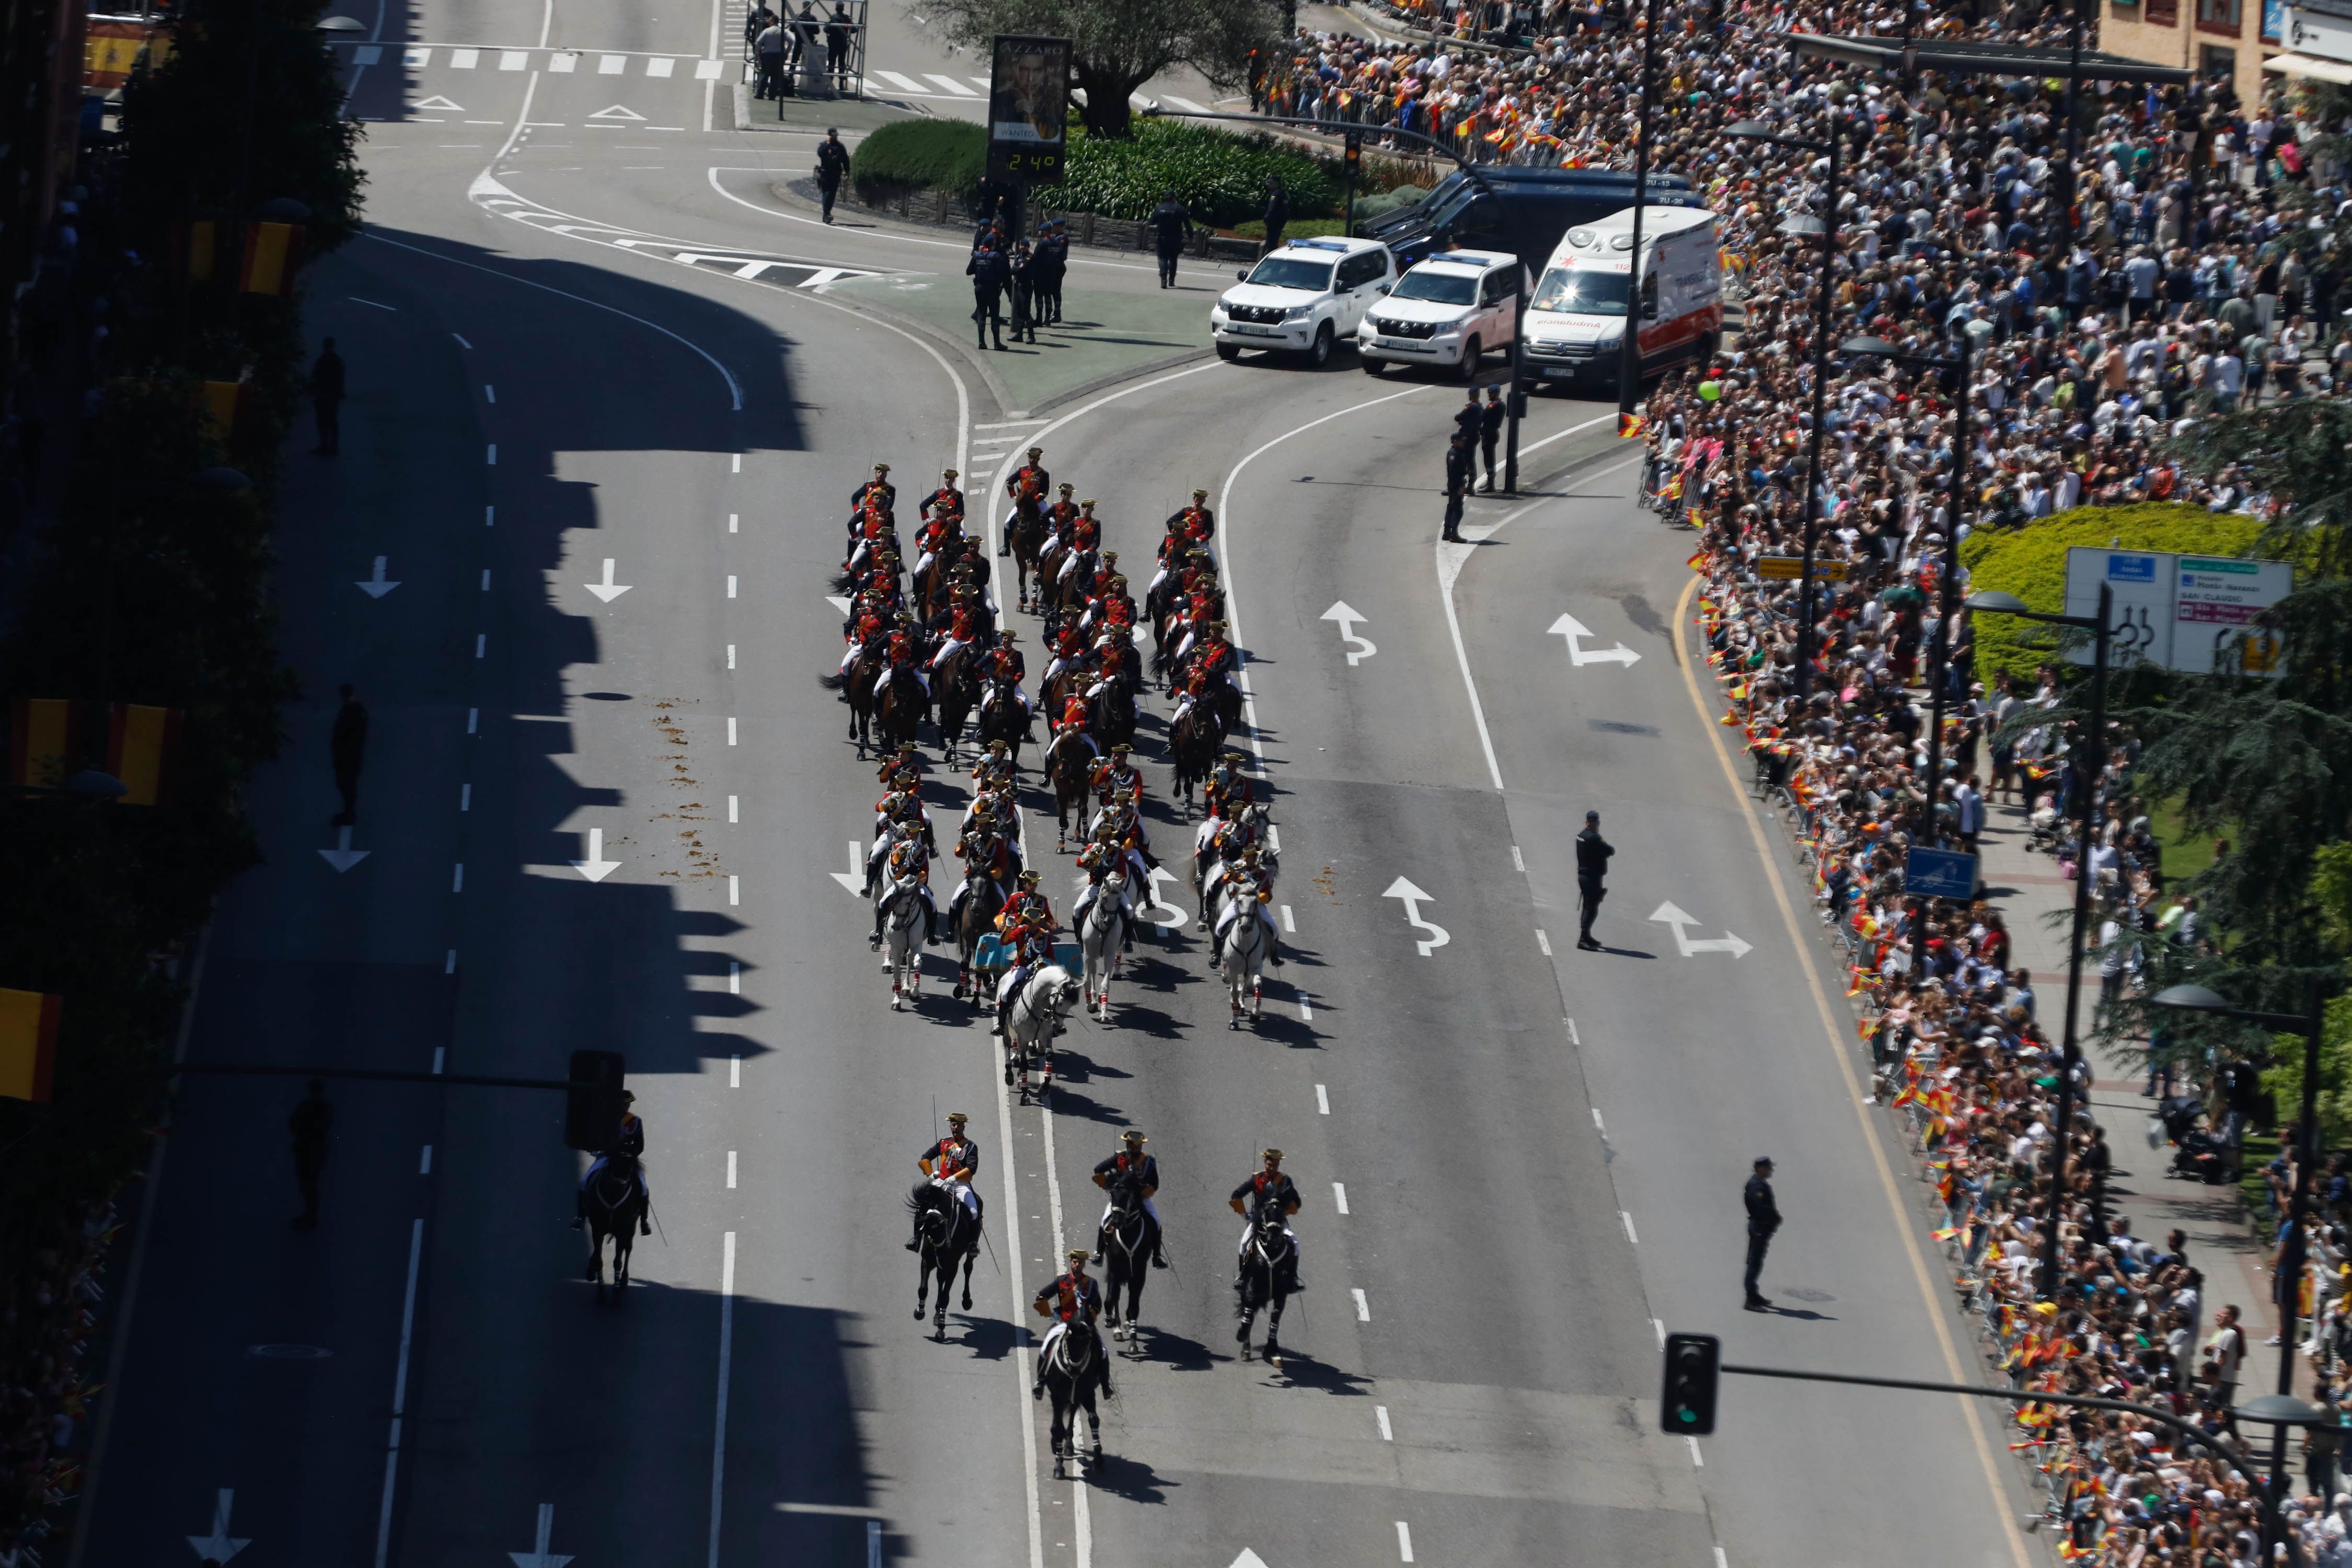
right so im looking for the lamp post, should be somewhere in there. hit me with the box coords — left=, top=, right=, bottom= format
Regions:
left=1965, top=584, right=2113, bottom=1310
left=2155, top=978, right=2332, bottom=1561
left=1842, top=330, right=1976, bottom=979
left=1725, top=116, right=1846, bottom=699
left=1613, top=0, right=1663, bottom=425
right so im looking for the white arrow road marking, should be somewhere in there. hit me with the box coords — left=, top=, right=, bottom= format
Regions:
left=187, top=1488, right=250, bottom=1563
left=356, top=556, right=401, bottom=598
left=584, top=559, right=632, bottom=602
left=507, top=1503, right=574, bottom=1568
left=1647, top=901, right=1753, bottom=959
left=412, top=93, right=464, bottom=110
left=572, top=828, right=622, bottom=883
left=1547, top=612, right=1640, bottom=667
left=1227, top=1553, right=1273, bottom=1568
left=318, top=826, right=370, bottom=872
left=825, top=595, right=850, bottom=616
left=1319, top=600, right=1376, bottom=665
left=829, top=840, right=864, bottom=894
left=1141, top=865, right=1186, bottom=928
left=1380, top=877, right=1449, bottom=956
left=588, top=102, right=646, bottom=119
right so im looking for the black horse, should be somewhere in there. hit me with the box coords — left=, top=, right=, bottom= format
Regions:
left=1234, top=1201, right=1298, bottom=1364
left=975, top=680, right=1031, bottom=771
left=933, top=645, right=978, bottom=764
left=1037, top=1315, right=1110, bottom=1478
left=1097, top=1177, right=1159, bottom=1349
left=907, top=1183, right=981, bottom=1339
left=1088, top=678, right=1137, bottom=752
left=1167, top=700, right=1226, bottom=814
left=581, top=1154, right=648, bottom=1304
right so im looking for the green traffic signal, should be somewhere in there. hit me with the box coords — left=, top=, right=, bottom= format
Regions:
left=1661, top=1332, right=1720, bottom=1436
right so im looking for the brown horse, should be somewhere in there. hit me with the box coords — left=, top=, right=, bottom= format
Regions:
left=1045, top=728, right=1095, bottom=852
left=874, top=668, right=928, bottom=753
left=933, top=645, right=977, bottom=765
left=1009, top=498, right=1050, bottom=612
left=1168, top=700, right=1226, bottom=815
left=818, top=649, right=885, bottom=758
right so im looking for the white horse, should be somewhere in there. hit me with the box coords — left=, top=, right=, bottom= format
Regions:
left=1078, top=872, right=1131, bottom=1022
left=1216, top=891, right=1269, bottom=1028
left=1002, top=963, right=1080, bottom=1103
left=882, top=872, right=924, bottom=1009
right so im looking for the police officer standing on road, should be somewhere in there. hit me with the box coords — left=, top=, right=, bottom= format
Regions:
left=1150, top=190, right=1190, bottom=289
left=1478, top=385, right=1505, bottom=492
left=815, top=127, right=850, bottom=223
left=1744, top=1156, right=1781, bottom=1311
left=1442, top=430, right=1472, bottom=543
left=1574, top=809, right=1612, bottom=949
left=969, top=238, right=1010, bottom=351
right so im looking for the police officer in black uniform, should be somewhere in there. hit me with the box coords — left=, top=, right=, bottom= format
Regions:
left=1036, top=219, right=1069, bottom=325
left=1091, top=1128, right=1167, bottom=1268
left=1575, top=809, right=1613, bottom=950
left=815, top=126, right=850, bottom=223
left=1149, top=190, right=1190, bottom=289
left=1442, top=430, right=1473, bottom=543
left=968, top=239, right=1011, bottom=350
left=1744, top=1156, right=1781, bottom=1311
left=1478, top=385, right=1506, bottom=491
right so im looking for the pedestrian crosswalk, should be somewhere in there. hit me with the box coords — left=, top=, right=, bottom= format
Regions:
left=343, top=44, right=729, bottom=79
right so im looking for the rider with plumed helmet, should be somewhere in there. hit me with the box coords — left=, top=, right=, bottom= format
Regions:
left=1031, top=1247, right=1112, bottom=1400
left=1092, top=1128, right=1168, bottom=1269
left=906, top=1111, right=983, bottom=1249
left=1230, top=1147, right=1302, bottom=1284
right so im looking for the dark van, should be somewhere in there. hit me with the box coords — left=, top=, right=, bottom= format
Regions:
left=1357, top=167, right=1700, bottom=273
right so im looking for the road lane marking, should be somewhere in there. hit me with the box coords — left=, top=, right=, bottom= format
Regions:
left=445, top=950, right=456, bottom=975
left=727, top=716, right=737, bottom=745
left=727, top=574, right=737, bottom=597
left=727, top=644, right=735, bottom=669
left=486, top=442, right=496, bottom=464
left=1396, top=1521, right=1414, bottom=1562
left=419, top=1145, right=432, bottom=1174
left=1375, top=1405, right=1392, bottom=1440
left=1669, top=570, right=2034, bottom=1568
left=1536, top=929, right=1551, bottom=955
left=1688, top=1435, right=1704, bottom=1467
left=729, top=960, right=739, bottom=994
left=480, top=568, right=491, bottom=591
left=730, top=1054, right=740, bottom=1088
left=452, top=863, right=465, bottom=893
left=728, top=795, right=738, bottom=823
left=708, top=1231, right=735, bottom=1568
left=433, top=1047, right=445, bottom=1073
left=923, top=72, right=975, bottom=94
left=1331, top=1182, right=1347, bottom=1214
left=1653, top=1317, right=1665, bottom=1347
left=1592, top=1107, right=1605, bottom=1135
left=1316, top=1083, right=1328, bottom=1114
left=1511, top=844, right=1524, bottom=871
left=370, top=1218, right=425, bottom=1568
left=1620, top=1210, right=1637, bottom=1244
left=460, top=783, right=471, bottom=811
left=729, top=875, right=740, bottom=906
left=467, top=707, right=478, bottom=733
left=1352, top=1288, right=1370, bottom=1321
left=1565, top=1017, right=1578, bottom=1045
left=731, top=454, right=741, bottom=472
left=475, top=633, right=486, bottom=658
left=993, top=1036, right=1046, bottom=1568
left=1279, top=904, right=1294, bottom=932
left=451, top=332, right=473, bottom=349
left=873, top=68, right=926, bottom=91
left=729, top=513, right=739, bottom=532
left=727, top=1151, right=737, bottom=1189
left=1297, top=991, right=1311, bottom=1023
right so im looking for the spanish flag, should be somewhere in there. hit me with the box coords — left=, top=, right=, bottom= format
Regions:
left=8, top=697, right=75, bottom=788
left=107, top=704, right=181, bottom=806
left=199, top=381, right=246, bottom=442
left=1686, top=548, right=1707, bottom=571
left=240, top=221, right=304, bottom=296
left=0, top=988, right=61, bottom=1102
left=1618, top=411, right=1646, bottom=439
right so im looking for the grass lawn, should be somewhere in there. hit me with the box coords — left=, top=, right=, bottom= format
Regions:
left=2148, top=794, right=2230, bottom=887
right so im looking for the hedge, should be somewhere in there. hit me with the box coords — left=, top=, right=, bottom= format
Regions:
left=1959, top=502, right=2268, bottom=685
left=850, top=117, right=989, bottom=199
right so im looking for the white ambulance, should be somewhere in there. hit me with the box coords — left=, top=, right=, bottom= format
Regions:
left=1519, top=205, right=1721, bottom=389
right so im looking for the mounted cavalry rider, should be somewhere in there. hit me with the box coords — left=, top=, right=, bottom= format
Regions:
left=977, top=629, right=1031, bottom=720
left=918, top=468, right=964, bottom=525
left=1041, top=617, right=1087, bottom=693
left=571, top=1089, right=653, bottom=1235
left=905, top=1110, right=983, bottom=1249
left=1209, top=847, right=1282, bottom=969
left=928, top=584, right=984, bottom=671
left=1070, top=821, right=1139, bottom=953
left=872, top=770, right=936, bottom=855
left=1087, top=569, right=1136, bottom=637
left=1002, top=446, right=1051, bottom=550
left=1055, top=691, right=1097, bottom=757
left=1055, top=500, right=1103, bottom=584
left=1181, top=619, right=1238, bottom=707
left=847, top=462, right=895, bottom=532
left=1087, top=635, right=1136, bottom=704
left=1030, top=1248, right=1114, bottom=1400
left=883, top=613, right=930, bottom=698
left=1042, top=482, right=1080, bottom=547
left=1092, top=1128, right=1169, bottom=1269
left=1229, top=1148, right=1302, bottom=1284
left=946, top=804, right=1018, bottom=930
left=1203, top=750, right=1254, bottom=819
left=1089, top=742, right=1145, bottom=811
left=969, top=736, right=1017, bottom=795
left=1149, top=492, right=1215, bottom=594
left=991, top=900, right=1058, bottom=1038
left=836, top=596, right=890, bottom=682
left=1001, top=867, right=1054, bottom=930
left=869, top=822, right=939, bottom=947
left=843, top=500, right=897, bottom=573
left=1169, top=487, right=1216, bottom=545
left=875, top=742, right=924, bottom=793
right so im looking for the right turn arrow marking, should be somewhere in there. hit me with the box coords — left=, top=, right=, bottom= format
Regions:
left=1648, top=901, right=1752, bottom=959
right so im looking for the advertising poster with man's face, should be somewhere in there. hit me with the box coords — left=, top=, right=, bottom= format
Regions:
left=989, top=35, right=1068, bottom=168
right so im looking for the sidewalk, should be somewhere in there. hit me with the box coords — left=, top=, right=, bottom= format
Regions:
left=1971, top=800, right=2283, bottom=1350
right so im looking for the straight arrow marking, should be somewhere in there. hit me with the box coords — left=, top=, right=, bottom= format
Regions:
left=572, top=828, right=622, bottom=882
left=1548, top=612, right=1640, bottom=667
left=356, top=556, right=402, bottom=597
left=1380, top=876, right=1450, bottom=956
left=1319, top=600, right=1376, bottom=665
left=584, top=559, right=632, bottom=602
left=508, top=1502, right=574, bottom=1568
left=829, top=839, right=863, bottom=893
left=1647, top=901, right=1752, bottom=959
left=318, top=825, right=371, bottom=872
left=187, top=1488, right=250, bottom=1563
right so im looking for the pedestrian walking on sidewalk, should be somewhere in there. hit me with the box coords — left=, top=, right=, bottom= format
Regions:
left=1744, top=1157, right=1781, bottom=1310
left=815, top=126, right=850, bottom=223
left=330, top=684, right=367, bottom=827
left=1442, top=431, right=1473, bottom=541
left=290, top=1079, right=333, bottom=1230
left=310, top=338, right=344, bottom=456
left=1575, top=809, right=1613, bottom=949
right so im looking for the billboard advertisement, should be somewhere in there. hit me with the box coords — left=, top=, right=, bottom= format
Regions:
left=987, top=34, right=1069, bottom=184
left=2062, top=546, right=2292, bottom=678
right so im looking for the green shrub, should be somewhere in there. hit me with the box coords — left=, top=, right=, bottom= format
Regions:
left=1232, top=217, right=1349, bottom=240
left=1059, top=120, right=1338, bottom=225
left=1959, top=502, right=2267, bottom=685
left=851, top=117, right=988, bottom=198
left=1351, top=183, right=1427, bottom=220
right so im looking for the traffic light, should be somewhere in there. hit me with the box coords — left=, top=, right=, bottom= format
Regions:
left=1344, top=132, right=1362, bottom=174
left=564, top=1050, right=628, bottom=1151
left=1660, top=1332, right=1720, bottom=1435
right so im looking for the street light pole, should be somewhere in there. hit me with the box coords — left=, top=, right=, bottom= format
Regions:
left=1613, top=0, right=1661, bottom=424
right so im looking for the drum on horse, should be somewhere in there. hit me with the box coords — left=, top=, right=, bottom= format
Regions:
left=1234, top=1200, right=1298, bottom=1364
left=1167, top=699, right=1226, bottom=814
left=906, top=1182, right=981, bottom=1339
left=933, top=645, right=978, bottom=765
left=1045, top=728, right=1095, bottom=852
left=1097, top=1174, right=1158, bottom=1348
left=951, top=874, right=1006, bottom=1006
left=880, top=871, right=925, bottom=1009
left=1039, top=1314, right=1108, bottom=1478
left=581, top=1152, right=648, bottom=1303
left=1002, top=963, right=1079, bottom=1105
left=1077, top=870, right=1132, bottom=1022
left=817, top=648, right=884, bottom=758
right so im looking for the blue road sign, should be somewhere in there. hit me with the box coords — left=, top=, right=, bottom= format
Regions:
left=1906, top=847, right=1979, bottom=901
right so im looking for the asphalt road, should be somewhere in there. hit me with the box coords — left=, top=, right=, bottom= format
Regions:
left=75, top=11, right=2044, bottom=1568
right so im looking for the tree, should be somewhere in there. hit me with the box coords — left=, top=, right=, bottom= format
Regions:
left=915, top=0, right=1275, bottom=139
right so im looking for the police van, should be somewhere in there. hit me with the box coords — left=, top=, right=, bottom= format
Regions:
left=1520, top=205, right=1720, bottom=388
left=1210, top=236, right=1399, bottom=368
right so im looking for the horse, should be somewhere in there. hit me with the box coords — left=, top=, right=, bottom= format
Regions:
left=817, top=649, right=883, bottom=757
left=1167, top=701, right=1225, bottom=814
left=1008, top=498, right=1049, bottom=612
left=1098, top=1178, right=1157, bottom=1348
left=881, top=871, right=925, bottom=1008
left=581, top=1154, right=647, bottom=1304
left=1234, top=1201, right=1298, bottom=1364
left=1053, top=547, right=1100, bottom=616
left=906, top=1182, right=981, bottom=1340
left=933, top=645, right=977, bottom=764
left=1039, top=1316, right=1109, bottom=1479
left=1088, top=679, right=1137, bottom=753
left=1034, top=535, right=1070, bottom=611
left=1045, top=729, right=1095, bottom=852
left=1077, top=871, right=1132, bottom=1022
left=1002, top=963, right=1079, bottom=1105
left=1216, top=890, right=1269, bottom=1029
left=975, top=682, right=1030, bottom=773
left=952, top=875, right=1006, bottom=1006
left=874, top=668, right=928, bottom=754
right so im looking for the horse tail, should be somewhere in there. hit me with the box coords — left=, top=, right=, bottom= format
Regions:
left=828, top=568, right=857, bottom=594
left=817, top=670, right=849, bottom=690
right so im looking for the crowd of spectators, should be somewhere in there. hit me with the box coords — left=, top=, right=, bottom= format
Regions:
left=1246, top=0, right=2352, bottom=1559
left=0, top=1201, right=114, bottom=1563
